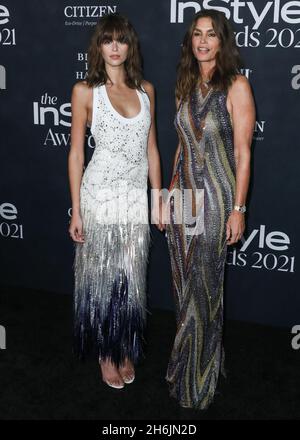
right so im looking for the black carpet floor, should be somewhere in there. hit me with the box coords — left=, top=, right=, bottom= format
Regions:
left=0, top=286, right=299, bottom=420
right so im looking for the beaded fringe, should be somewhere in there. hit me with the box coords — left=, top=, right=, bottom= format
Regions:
left=72, top=205, right=151, bottom=366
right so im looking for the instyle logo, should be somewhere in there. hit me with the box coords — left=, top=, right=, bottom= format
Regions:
left=33, top=92, right=95, bottom=148
left=170, top=0, right=300, bottom=28
left=0, top=4, right=16, bottom=45
left=240, top=225, right=290, bottom=252
left=0, top=4, right=9, bottom=25
left=0, top=202, right=24, bottom=239
left=33, top=93, right=71, bottom=127
left=33, top=93, right=71, bottom=147
left=227, top=224, right=295, bottom=273
left=170, top=1, right=300, bottom=48
left=291, top=65, right=300, bottom=89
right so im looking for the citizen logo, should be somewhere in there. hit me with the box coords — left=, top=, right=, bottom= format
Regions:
left=64, top=5, right=117, bottom=18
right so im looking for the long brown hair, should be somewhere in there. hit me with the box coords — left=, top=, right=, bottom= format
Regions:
left=85, top=13, right=143, bottom=89
left=176, top=10, right=243, bottom=100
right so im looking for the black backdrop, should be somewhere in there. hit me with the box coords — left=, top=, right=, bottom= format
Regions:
left=1, top=0, right=299, bottom=328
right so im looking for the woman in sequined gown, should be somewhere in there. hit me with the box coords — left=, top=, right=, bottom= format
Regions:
left=68, top=14, right=162, bottom=389
left=165, top=10, right=255, bottom=409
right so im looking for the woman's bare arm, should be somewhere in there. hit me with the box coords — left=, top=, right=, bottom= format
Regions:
left=170, top=97, right=181, bottom=182
left=143, top=80, right=163, bottom=231
left=68, top=82, right=90, bottom=216
left=230, top=74, right=255, bottom=208
left=68, top=81, right=91, bottom=241
left=144, top=81, right=161, bottom=191
left=226, top=74, right=256, bottom=244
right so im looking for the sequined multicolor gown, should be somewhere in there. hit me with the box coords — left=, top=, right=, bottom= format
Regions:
left=166, top=83, right=236, bottom=409
left=73, top=84, right=151, bottom=366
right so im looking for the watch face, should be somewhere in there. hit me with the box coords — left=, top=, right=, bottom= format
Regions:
left=234, top=205, right=246, bottom=212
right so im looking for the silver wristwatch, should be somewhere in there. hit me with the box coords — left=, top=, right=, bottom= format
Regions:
left=234, top=204, right=246, bottom=213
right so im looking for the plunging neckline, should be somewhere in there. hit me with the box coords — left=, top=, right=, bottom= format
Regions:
left=103, top=85, right=143, bottom=122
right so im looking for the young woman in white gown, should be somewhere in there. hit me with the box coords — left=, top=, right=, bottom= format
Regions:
left=68, top=13, right=162, bottom=389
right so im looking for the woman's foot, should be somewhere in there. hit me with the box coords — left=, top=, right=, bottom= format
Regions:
left=100, top=358, right=125, bottom=389
left=118, top=358, right=135, bottom=384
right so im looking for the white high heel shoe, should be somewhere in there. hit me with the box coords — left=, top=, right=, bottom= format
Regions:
left=122, top=373, right=135, bottom=384
left=100, top=357, right=125, bottom=389
left=103, top=379, right=125, bottom=389
left=118, top=358, right=135, bottom=384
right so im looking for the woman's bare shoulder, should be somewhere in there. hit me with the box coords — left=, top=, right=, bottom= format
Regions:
left=229, top=74, right=251, bottom=94
left=141, top=80, right=154, bottom=96
left=71, top=80, right=92, bottom=102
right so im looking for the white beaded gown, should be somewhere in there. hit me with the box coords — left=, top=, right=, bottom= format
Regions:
left=73, top=83, right=151, bottom=366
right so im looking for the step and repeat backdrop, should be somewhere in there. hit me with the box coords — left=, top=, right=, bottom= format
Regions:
left=1, top=0, right=299, bottom=328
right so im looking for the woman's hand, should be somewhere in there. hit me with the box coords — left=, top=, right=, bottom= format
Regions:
left=161, top=198, right=170, bottom=231
left=151, top=198, right=165, bottom=232
left=69, top=212, right=85, bottom=243
left=226, top=210, right=245, bottom=245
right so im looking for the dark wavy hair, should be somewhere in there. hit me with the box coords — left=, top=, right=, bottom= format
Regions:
left=85, top=13, right=143, bottom=89
left=176, top=10, right=243, bottom=100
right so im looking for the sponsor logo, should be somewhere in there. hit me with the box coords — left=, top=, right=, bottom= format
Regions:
left=253, top=120, right=266, bottom=141
left=64, top=5, right=117, bottom=27
left=0, top=4, right=16, bottom=45
left=33, top=93, right=71, bottom=127
left=33, top=93, right=71, bottom=147
left=0, top=4, right=9, bottom=25
left=0, top=202, right=24, bottom=240
left=227, top=224, right=295, bottom=273
left=76, top=52, right=88, bottom=80
left=170, top=0, right=300, bottom=28
left=33, top=92, right=95, bottom=148
left=170, top=1, right=300, bottom=48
